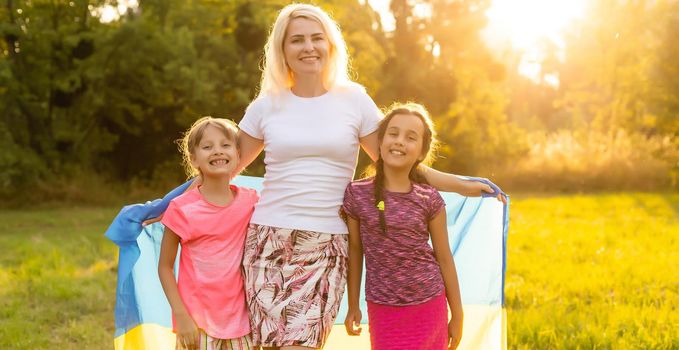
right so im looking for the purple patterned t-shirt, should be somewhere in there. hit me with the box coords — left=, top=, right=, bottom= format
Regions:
left=341, top=177, right=446, bottom=306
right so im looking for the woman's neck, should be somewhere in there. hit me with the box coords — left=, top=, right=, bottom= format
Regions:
left=198, top=175, right=234, bottom=206
left=290, top=74, right=326, bottom=97
left=382, top=166, right=412, bottom=193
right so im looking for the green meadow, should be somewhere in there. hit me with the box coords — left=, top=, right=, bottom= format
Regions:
left=0, top=193, right=677, bottom=349
left=0, top=208, right=119, bottom=349
left=506, top=193, right=679, bottom=349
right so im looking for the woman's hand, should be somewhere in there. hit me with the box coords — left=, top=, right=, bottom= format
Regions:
left=344, top=308, right=363, bottom=336
left=175, top=311, right=200, bottom=350
left=447, top=315, right=463, bottom=349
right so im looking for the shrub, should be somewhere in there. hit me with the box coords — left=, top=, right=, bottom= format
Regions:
left=494, top=129, right=678, bottom=192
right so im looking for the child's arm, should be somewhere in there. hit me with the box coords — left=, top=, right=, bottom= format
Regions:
left=420, top=166, right=506, bottom=204
left=429, top=210, right=464, bottom=350
left=344, top=216, right=364, bottom=336
left=158, top=228, right=200, bottom=350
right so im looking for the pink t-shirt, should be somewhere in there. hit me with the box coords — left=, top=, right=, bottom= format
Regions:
left=161, top=185, right=258, bottom=339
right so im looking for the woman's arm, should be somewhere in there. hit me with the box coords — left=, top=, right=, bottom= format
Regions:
left=359, top=131, right=506, bottom=203
left=158, top=229, right=200, bottom=350
left=429, top=209, right=463, bottom=349
left=344, top=216, right=364, bottom=336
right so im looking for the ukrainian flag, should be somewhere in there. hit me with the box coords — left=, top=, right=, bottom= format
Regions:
left=106, top=176, right=509, bottom=349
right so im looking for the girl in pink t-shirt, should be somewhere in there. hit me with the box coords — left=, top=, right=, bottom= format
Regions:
left=341, top=103, right=464, bottom=350
left=158, top=117, right=258, bottom=350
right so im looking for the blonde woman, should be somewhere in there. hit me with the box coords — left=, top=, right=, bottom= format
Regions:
left=233, top=4, right=504, bottom=350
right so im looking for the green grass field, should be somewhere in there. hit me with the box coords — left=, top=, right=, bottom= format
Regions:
left=0, top=207, right=119, bottom=349
left=0, top=193, right=677, bottom=349
left=506, top=193, right=679, bottom=349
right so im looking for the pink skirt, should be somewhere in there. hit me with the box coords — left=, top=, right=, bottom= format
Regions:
left=367, top=293, right=448, bottom=350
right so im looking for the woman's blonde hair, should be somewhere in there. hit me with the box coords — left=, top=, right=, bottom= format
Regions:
left=258, top=3, right=352, bottom=97
left=178, top=116, right=239, bottom=178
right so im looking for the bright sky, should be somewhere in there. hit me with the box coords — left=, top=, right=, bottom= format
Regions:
left=484, top=0, right=586, bottom=50
left=485, top=0, right=587, bottom=85
left=367, top=0, right=587, bottom=85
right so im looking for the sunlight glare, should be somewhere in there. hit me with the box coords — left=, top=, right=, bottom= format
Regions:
left=432, top=42, right=441, bottom=58
left=486, top=0, right=586, bottom=50
left=98, top=6, right=118, bottom=23
left=485, top=0, right=586, bottom=84
left=92, top=0, right=139, bottom=23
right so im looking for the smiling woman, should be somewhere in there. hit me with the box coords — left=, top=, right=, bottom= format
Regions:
left=283, top=18, right=330, bottom=81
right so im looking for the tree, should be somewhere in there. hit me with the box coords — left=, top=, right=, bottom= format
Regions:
left=650, top=0, right=679, bottom=137
left=419, top=0, right=525, bottom=174
left=556, top=0, right=662, bottom=134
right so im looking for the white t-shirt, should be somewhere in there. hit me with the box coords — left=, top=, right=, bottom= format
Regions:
left=239, top=86, right=382, bottom=234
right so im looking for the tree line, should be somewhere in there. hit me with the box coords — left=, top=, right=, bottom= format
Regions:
left=1, top=0, right=677, bottom=202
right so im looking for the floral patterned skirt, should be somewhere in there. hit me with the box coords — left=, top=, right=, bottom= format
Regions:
left=242, top=224, right=348, bottom=348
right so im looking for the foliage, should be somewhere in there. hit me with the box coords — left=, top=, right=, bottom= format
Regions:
left=500, top=0, right=678, bottom=191
left=376, top=0, right=527, bottom=175
left=495, top=129, right=679, bottom=192
left=1, top=0, right=678, bottom=200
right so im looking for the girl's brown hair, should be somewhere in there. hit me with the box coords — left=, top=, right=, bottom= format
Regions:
left=370, top=102, right=439, bottom=233
left=178, top=116, right=239, bottom=178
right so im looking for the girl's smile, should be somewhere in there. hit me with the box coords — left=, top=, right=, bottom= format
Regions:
left=380, top=113, right=425, bottom=170
left=190, top=125, right=239, bottom=178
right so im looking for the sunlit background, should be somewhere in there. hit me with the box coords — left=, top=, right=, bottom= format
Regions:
left=3, top=0, right=676, bottom=195
left=365, top=0, right=588, bottom=85
left=99, top=0, right=586, bottom=84
left=1, top=1, right=678, bottom=349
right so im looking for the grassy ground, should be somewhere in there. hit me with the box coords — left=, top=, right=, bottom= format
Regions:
left=506, top=193, right=679, bottom=349
left=0, top=193, right=677, bottom=349
left=0, top=207, right=119, bottom=349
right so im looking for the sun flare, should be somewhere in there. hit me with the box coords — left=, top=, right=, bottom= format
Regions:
left=484, top=0, right=587, bottom=84
left=485, top=0, right=587, bottom=50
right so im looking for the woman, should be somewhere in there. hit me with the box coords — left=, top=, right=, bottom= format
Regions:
left=233, top=4, right=503, bottom=350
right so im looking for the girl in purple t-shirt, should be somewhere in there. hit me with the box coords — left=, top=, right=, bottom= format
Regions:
left=341, top=103, right=464, bottom=350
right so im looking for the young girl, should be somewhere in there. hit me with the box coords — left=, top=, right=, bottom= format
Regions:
left=342, top=103, right=464, bottom=350
left=158, top=116, right=259, bottom=350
